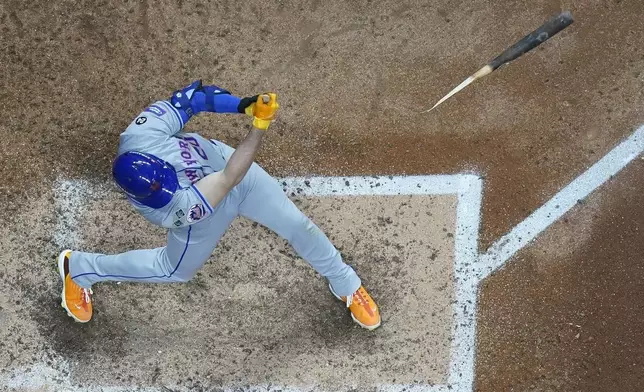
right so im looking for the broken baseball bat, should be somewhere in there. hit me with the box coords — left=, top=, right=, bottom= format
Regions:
left=425, top=10, right=574, bottom=113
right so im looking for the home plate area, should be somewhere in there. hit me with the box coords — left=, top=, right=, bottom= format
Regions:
left=1, top=175, right=481, bottom=392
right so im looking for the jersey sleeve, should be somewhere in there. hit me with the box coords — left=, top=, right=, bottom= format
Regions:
left=117, top=100, right=186, bottom=154
left=141, top=185, right=214, bottom=229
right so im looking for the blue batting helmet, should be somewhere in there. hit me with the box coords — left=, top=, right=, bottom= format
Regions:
left=112, top=151, right=179, bottom=209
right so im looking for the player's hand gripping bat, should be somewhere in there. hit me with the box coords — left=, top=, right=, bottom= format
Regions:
left=425, top=10, right=574, bottom=113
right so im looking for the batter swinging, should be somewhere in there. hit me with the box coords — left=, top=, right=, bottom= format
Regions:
left=57, top=80, right=381, bottom=330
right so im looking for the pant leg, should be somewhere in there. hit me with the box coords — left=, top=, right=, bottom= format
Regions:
left=70, top=194, right=239, bottom=288
left=231, top=153, right=361, bottom=297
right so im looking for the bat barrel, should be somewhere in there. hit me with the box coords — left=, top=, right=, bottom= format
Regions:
left=488, top=11, right=574, bottom=70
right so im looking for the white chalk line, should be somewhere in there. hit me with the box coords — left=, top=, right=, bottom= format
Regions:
left=448, top=175, right=483, bottom=391
left=476, top=124, right=644, bottom=280
left=279, top=174, right=477, bottom=196
left=5, top=174, right=482, bottom=392
left=53, top=178, right=103, bottom=249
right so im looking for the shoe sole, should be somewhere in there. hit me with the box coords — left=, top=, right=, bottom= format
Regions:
left=57, top=250, right=90, bottom=323
left=328, top=284, right=381, bottom=331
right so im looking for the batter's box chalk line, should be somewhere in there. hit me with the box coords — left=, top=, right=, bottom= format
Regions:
left=7, top=124, right=642, bottom=392
left=53, top=178, right=111, bottom=250
left=477, top=124, right=644, bottom=280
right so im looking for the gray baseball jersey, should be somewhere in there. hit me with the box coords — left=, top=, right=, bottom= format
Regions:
left=68, top=100, right=361, bottom=297
left=116, top=100, right=223, bottom=229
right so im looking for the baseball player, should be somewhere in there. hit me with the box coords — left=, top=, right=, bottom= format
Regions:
left=57, top=80, right=381, bottom=330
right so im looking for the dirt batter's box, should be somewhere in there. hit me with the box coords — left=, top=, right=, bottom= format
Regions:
left=2, top=175, right=482, bottom=392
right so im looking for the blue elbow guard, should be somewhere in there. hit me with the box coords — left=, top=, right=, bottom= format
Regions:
left=170, top=80, right=242, bottom=123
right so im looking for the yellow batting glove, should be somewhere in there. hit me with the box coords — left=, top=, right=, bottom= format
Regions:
left=252, top=93, right=279, bottom=131
left=244, top=103, right=255, bottom=117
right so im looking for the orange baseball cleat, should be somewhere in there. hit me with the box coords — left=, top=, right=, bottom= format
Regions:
left=57, top=250, right=93, bottom=323
left=330, top=284, right=381, bottom=330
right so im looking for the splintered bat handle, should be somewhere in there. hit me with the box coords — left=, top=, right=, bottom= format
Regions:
left=488, top=11, right=574, bottom=70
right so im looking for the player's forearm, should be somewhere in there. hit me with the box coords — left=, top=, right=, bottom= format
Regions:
left=193, top=94, right=277, bottom=208
left=223, top=129, right=265, bottom=186
left=193, top=129, right=264, bottom=208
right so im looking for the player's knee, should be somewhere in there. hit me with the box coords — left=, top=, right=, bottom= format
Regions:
left=170, top=269, right=196, bottom=282
left=166, top=258, right=198, bottom=282
left=286, top=215, right=319, bottom=240
left=159, top=248, right=198, bottom=282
